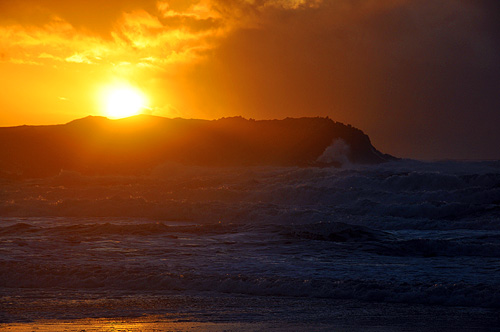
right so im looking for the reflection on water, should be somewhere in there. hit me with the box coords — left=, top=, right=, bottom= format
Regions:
left=1, top=161, right=500, bottom=330
left=1, top=317, right=248, bottom=332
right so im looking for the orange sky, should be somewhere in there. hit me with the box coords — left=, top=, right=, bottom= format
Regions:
left=1, top=0, right=499, bottom=159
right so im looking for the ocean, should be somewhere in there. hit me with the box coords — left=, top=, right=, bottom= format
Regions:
left=1, top=160, right=499, bottom=330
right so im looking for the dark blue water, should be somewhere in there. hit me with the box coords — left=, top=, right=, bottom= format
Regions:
left=1, top=160, right=500, bottom=327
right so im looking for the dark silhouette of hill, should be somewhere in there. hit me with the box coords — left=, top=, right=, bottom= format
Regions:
left=0, top=115, right=396, bottom=178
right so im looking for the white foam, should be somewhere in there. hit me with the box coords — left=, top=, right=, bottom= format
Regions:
left=317, top=139, right=351, bottom=166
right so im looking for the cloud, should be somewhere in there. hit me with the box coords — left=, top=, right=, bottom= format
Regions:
left=0, top=0, right=328, bottom=69
left=0, top=0, right=225, bottom=68
left=65, top=53, right=93, bottom=64
left=174, top=0, right=500, bottom=158
left=0, top=0, right=159, bottom=35
left=0, top=0, right=498, bottom=158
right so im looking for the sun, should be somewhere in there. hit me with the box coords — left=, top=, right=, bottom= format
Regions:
left=102, top=86, right=148, bottom=119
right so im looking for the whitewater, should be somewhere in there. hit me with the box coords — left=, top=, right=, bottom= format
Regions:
left=1, top=160, right=499, bottom=330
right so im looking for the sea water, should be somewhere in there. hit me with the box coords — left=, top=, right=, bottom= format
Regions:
left=1, top=160, right=499, bottom=329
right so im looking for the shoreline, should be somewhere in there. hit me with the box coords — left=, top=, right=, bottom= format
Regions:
left=2, top=311, right=499, bottom=332
left=2, top=295, right=499, bottom=332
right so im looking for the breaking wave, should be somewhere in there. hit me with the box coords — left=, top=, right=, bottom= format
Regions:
left=1, top=159, right=499, bottom=313
left=1, top=260, right=499, bottom=308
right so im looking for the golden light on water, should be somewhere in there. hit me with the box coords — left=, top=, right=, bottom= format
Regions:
left=0, top=317, right=248, bottom=331
left=101, top=85, right=149, bottom=119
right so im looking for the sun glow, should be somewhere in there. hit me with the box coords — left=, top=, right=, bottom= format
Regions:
left=102, top=85, right=148, bottom=119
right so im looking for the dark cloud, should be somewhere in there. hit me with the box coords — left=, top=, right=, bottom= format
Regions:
left=182, top=0, right=500, bottom=159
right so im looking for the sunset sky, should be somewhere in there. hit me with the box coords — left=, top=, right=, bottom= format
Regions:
left=1, top=0, right=499, bottom=159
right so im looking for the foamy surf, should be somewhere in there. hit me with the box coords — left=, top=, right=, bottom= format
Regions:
left=1, top=160, right=499, bottom=328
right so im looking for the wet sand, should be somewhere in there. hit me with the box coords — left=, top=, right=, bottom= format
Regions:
left=2, top=301, right=500, bottom=332
left=1, top=317, right=267, bottom=332
left=2, top=291, right=500, bottom=331
left=2, top=314, right=500, bottom=332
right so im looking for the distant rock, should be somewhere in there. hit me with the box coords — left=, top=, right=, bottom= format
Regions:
left=0, top=115, right=397, bottom=178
